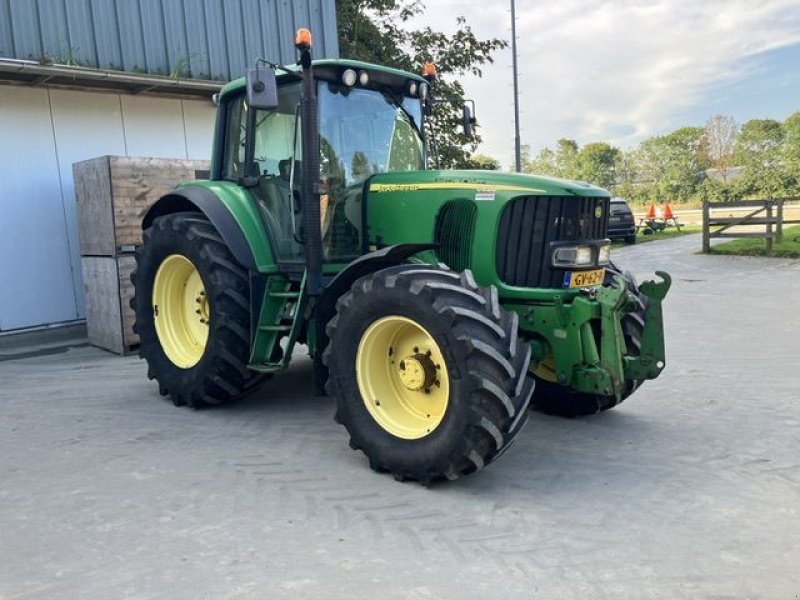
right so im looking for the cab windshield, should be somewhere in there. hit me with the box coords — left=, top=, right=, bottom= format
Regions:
left=319, top=83, right=424, bottom=185
left=317, top=82, right=424, bottom=260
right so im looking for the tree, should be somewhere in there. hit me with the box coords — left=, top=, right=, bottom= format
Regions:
left=702, top=115, right=739, bottom=182
left=522, top=138, right=620, bottom=190
left=522, top=139, right=577, bottom=179
left=782, top=111, right=800, bottom=195
left=336, top=0, right=507, bottom=168
left=637, top=126, right=706, bottom=202
left=463, top=154, right=500, bottom=170
left=735, top=119, right=789, bottom=198
left=522, top=146, right=557, bottom=176
left=575, top=142, right=619, bottom=189
left=612, top=149, right=647, bottom=203
left=555, top=139, right=579, bottom=178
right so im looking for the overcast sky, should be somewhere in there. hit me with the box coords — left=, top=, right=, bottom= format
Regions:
left=408, top=0, right=800, bottom=169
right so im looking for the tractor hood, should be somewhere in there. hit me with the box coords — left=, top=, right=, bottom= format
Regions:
left=367, top=170, right=610, bottom=198
left=364, top=169, right=612, bottom=298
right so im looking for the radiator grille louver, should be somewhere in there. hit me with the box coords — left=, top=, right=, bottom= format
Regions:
left=434, top=199, right=478, bottom=272
left=496, top=195, right=610, bottom=288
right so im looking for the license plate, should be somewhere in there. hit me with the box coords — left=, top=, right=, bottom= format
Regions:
left=563, top=268, right=605, bottom=288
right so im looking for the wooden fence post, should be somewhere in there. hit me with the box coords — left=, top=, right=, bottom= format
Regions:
left=702, top=200, right=710, bottom=253
left=766, top=201, right=773, bottom=254
left=776, top=200, right=784, bottom=243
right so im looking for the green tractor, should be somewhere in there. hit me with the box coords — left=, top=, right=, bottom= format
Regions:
left=131, top=30, right=671, bottom=483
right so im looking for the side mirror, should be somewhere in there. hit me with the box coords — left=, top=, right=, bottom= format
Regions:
left=462, top=104, right=476, bottom=139
left=246, top=67, right=278, bottom=110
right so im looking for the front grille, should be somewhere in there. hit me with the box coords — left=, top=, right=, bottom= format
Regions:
left=434, top=199, right=477, bottom=272
left=496, top=195, right=609, bottom=288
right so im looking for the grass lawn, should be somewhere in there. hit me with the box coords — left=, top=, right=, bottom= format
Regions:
left=708, top=225, right=800, bottom=258
left=612, top=224, right=702, bottom=246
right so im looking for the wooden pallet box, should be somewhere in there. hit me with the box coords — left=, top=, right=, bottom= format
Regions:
left=73, top=156, right=211, bottom=256
left=81, top=255, right=138, bottom=355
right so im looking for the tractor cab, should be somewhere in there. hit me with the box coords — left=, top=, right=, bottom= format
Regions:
left=215, top=56, right=429, bottom=269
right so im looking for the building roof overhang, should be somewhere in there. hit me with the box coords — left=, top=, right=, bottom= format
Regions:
left=0, top=58, right=221, bottom=101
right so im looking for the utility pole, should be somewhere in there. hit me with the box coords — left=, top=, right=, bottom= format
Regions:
left=511, top=0, right=522, bottom=172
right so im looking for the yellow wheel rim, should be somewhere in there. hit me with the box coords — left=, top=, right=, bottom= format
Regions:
left=356, top=316, right=450, bottom=440
left=532, top=353, right=558, bottom=383
left=152, top=254, right=209, bottom=369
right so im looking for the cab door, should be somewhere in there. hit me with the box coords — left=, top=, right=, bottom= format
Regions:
left=219, top=84, right=305, bottom=266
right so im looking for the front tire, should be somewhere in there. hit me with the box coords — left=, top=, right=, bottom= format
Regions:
left=131, top=212, right=253, bottom=408
left=324, top=266, right=534, bottom=483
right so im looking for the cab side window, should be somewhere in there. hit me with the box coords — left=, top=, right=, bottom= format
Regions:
left=221, top=87, right=305, bottom=262
left=222, top=95, right=245, bottom=180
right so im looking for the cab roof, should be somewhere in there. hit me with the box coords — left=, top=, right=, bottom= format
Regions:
left=219, top=59, right=426, bottom=100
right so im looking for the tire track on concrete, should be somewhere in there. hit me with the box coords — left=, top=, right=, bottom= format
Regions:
left=219, top=458, right=540, bottom=577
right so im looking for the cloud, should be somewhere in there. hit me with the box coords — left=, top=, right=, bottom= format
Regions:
left=408, top=0, right=800, bottom=168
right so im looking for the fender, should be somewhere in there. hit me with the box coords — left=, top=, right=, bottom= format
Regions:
left=319, top=243, right=437, bottom=320
left=313, top=243, right=436, bottom=393
left=142, top=187, right=257, bottom=270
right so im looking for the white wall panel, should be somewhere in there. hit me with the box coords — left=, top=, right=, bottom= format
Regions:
left=0, top=87, right=79, bottom=329
left=49, top=89, right=128, bottom=320
left=120, top=95, right=188, bottom=158
left=0, top=86, right=216, bottom=331
left=181, top=99, right=216, bottom=160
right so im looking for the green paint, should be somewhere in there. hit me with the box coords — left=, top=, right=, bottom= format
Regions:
left=506, top=271, right=669, bottom=397
left=175, top=181, right=277, bottom=273
left=151, top=58, right=670, bottom=400
left=366, top=169, right=608, bottom=299
left=249, top=273, right=307, bottom=372
left=623, top=271, right=671, bottom=381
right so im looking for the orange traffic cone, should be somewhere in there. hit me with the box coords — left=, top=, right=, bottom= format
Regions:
left=645, top=204, right=656, bottom=219
left=663, top=203, right=674, bottom=220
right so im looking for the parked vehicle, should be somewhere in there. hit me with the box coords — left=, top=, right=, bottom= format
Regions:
left=131, top=29, right=671, bottom=483
left=608, top=197, right=637, bottom=244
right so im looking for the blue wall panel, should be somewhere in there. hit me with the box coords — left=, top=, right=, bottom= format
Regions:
left=63, top=0, right=99, bottom=66
left=0, top=0, right=339, bottom=80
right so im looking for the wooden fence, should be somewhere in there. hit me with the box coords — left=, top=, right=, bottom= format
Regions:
left=702, top=198, right=800, bottom=253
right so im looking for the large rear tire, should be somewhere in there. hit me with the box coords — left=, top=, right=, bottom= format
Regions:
left=131, top=212, right=253, bottom=408
left=324, top=265, right=534, bottom=483
left=530, top=263, right=645, bottom=417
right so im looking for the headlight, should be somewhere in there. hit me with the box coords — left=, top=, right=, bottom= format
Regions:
left=407, top=81, right=418, bottom=96
left=552, top=245, right=594, bottom=267
left=419, top=82, right=429, bottom=101
left=358, top=70, right=370, bottom=86
left=598, top=244, right=611, bottom=265
left=341, top=69, right=357, bottom=87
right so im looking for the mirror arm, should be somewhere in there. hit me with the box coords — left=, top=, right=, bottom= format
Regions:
left=239, top=106, right=260, bottom=188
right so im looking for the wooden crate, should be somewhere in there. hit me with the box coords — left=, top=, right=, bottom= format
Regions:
left=73, top=156, right=211, bottom=256
left=81, top=255, right=138, bottom=355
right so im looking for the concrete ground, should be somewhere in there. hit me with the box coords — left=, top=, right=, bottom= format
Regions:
left=1, top=234, right=799, bottom=599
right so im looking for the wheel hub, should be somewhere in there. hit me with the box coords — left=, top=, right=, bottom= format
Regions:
left=398, top=354, right=437, bottom=391
left=195, top=291, right=209, bottom=324
left=356, top=316, right=449, bottom=440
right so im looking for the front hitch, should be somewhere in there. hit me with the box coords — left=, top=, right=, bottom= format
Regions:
left=624, top=271, right=672, bottom=380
